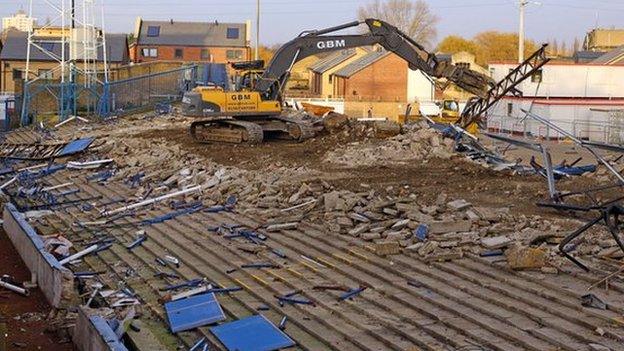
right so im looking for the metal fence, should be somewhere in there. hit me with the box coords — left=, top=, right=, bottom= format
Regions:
left=99, top=65, right=197, bottom=117
left=0, top=94, right=15, bottom=131
left=19, top=65, right=198, bottom=127
left=487, top=113, right=624, bottom=144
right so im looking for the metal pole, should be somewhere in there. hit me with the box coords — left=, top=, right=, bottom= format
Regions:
left=518, top=0, right=527, bottom=63
left=255, top=0, right=260, bottom=60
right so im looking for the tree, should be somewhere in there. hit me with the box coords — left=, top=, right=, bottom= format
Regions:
left=552, top=39, right=559, bottom=56
left=257, top=45, right=280, bottom=64
left=573, top=37, right=580, bottom=54
left=436, top=35, right=478, bottom=56
left=473, top=31, right=537, bottom=65
left=357, top=0, right=439, bottom=48
left=560, top=41, right=568, bottom=57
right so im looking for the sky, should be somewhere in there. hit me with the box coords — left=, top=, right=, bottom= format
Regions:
left=2, top=0, right=624, bottom=47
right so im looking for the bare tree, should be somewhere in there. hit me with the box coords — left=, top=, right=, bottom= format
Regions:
left=357, top=0, right=439, bottom=48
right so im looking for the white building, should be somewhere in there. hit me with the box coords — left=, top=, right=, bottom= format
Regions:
left=2, top=10, right=37, bottom=32
left=487, top=62, right=624, bottom=143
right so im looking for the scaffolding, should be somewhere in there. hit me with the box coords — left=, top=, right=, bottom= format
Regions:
left=22, top=0, right=109, bottom=125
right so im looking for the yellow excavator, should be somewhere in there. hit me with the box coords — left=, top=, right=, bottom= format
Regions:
left=182, top=19, right=493, bottom=144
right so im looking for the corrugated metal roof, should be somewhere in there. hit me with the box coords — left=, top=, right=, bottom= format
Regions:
left=308, top=49, right=356, bottom=74
left=0, top=30, right=128, bottom=63
left=332, top=50, right=390, bottom=78
left=138, top=20, right=247, bottom=47
left=592, top=46, right=624, bottom=64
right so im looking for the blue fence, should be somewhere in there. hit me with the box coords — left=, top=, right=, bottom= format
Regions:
left=19, top=64, right=200, bottom=127
left=98, top=65, right=198, bottom=117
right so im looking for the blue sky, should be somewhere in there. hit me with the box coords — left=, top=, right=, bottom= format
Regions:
left=2, top=0, right=624, bottom=47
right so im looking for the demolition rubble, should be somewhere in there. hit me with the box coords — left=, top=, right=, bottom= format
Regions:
left=1, top=110, right=623, bottom=351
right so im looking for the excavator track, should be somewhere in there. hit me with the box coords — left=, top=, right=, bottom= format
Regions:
left=190, top=118, right=264, bottom=144
left=272, top=115, right=316, bottom=142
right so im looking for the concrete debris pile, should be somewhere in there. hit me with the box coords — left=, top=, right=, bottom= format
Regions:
left=323, top=124, right=455, bottom=167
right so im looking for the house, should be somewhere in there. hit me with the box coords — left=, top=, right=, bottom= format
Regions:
left=131, top=17, right=251, bottom=64
left=2, top=10, right=36, bottom=32
left=584, top=28, right=624, bottom=52
left=285, top=54, right=325, bottom=93
left=330, top=49, right=433, bottom=120
left=332, top=50, right=433, bottom=102
left=0, top=29, right=129, bottom=93
left=486, top=61, right=624, bottom=142
left=573, top=50, right=606, bottom=63
left=435, top=51, right=489, bottom=100
left=307, top=47, right=369, bottom=98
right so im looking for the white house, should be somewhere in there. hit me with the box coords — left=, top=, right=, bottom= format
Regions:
left=486, top=62, right=624, bottom=143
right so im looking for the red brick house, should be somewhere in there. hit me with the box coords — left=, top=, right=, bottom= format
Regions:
left=332, top=49, right=434, bottom=103
left=131, top=17, right=251, bottom=64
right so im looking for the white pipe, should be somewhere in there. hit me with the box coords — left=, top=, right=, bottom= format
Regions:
left=171, top=286, right=208, bottom=301
left=0, top=177, right=16, bottom=191
left=0, top=280, right=30, bottom=296
left=102, top=185, right=202, bottom=217
left=281, top=199, right=317, bottom=212
left=42, top=182, right=74, bottom=192
left=59, top=244, right=99, bottom=266
left=67, top=159, right=113, bottom=169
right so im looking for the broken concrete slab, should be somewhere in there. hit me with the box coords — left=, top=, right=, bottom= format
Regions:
left=428, top=220, right=472, bottom=234
left=505, top=245, right=547, bottom=270
left=481, top=236, right=513, bottom=250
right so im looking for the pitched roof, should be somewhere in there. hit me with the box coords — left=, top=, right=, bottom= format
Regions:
left=137, top=20, right=247, bottom=47
left=333, top=50, right=391, bottom=78
left=308, top=49, right=357, bottom=74
left=591, top=46, right=624, bottom=64
left=573, top=50, right=605, bottom=63
left=0, top=30, right=128, bottom=63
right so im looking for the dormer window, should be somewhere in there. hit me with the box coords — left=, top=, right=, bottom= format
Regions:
left=147, top=26, right=160, bottom=37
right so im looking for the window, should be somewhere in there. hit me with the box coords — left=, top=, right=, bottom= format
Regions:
left=226, top=50, right=243, bottom=60
left=147, top=26, right=160, bottom=37
left=507, top=103, right=513, bottom=116
left=174, top=48, right=183, bottom=59
left=12, top=69, right=22, bottom=80
left=38, top=69, right=53, bottom=79
left=531, top=69, right=543, bottom=83
left=200, top=49, right=210, bottom=60
left=489, top=67, right=495, bottom=76
left=328, top=75, right=333, bottom=83
left=141, top=48, right=158, bottom=57
left=226, top=27, right=240, bottom=39
left=456, top=62, right=470, bottom=69
left=40, top=42, right=55, bottom=51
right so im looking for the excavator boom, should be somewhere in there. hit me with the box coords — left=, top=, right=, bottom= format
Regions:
left=256, top=19, right=492, bottom=101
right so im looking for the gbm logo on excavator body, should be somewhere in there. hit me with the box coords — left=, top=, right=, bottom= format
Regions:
left=317, top=39, right=346, bottom=50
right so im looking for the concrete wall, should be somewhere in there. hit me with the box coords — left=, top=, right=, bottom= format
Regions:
left=2, top=203, right=75, bottom=308
left=344, top=100, right=413, bottom=122
left=73, top=307, right=128, bottom=351
left=407, top=69, right=434, bottom=103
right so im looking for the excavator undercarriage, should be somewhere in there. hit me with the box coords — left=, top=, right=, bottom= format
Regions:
left=189, top=115, right=315, bottom=144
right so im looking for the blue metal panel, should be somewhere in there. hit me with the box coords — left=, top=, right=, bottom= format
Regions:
left=210, top=315, right=296, bottom=351
left=165, top=293, right=225, bottom=333
left=56, top=137, right=95, bottom=157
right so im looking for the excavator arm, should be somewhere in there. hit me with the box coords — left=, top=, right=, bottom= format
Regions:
left=255, top=19, right=492, bottom=101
